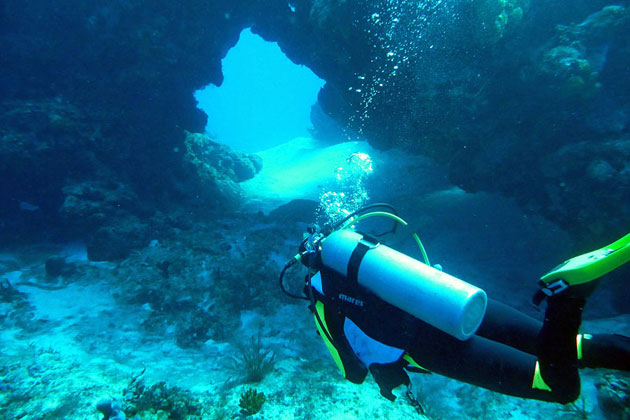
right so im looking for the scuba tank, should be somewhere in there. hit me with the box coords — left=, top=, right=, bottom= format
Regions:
left=279, top=204, right=488, bottom=341
left=319, top=229, right=487, bottom=341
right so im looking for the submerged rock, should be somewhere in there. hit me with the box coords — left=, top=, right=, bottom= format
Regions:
left=540, top=137, right=630, bottom=238
left=86, top=216, right=150, bottom=262
left=59, top=182, right=145, bottom=230
left=183, top=132, right=262, bottom=208
left=596, top=374, right=630, bottom=420
left=44, top=256, right=76, bottom=278
left=0, top=100, right=105, bottom=228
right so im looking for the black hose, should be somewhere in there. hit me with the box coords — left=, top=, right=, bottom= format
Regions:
left=330, top=202, right=399, bottom=236
left=280, top=202, right=401, bottom=301
left=279, top=260, right=309, bottom=300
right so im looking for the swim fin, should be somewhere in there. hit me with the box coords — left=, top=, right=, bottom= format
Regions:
left=533, top=233, right=630, bottom=305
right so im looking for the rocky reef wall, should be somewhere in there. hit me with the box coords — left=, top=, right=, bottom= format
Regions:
left=1, top=1, right=263, bottom=253
left=1, top=0, right=629, bottom=255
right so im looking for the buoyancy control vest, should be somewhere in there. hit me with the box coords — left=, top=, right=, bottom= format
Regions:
left=307, top=267, right=424, bottom=400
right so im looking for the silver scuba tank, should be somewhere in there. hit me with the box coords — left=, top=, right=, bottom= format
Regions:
left=320, top=229, right=487, bottom=341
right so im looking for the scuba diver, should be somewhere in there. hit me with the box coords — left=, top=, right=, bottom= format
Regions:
left=279, top=204, right=630, bottom=404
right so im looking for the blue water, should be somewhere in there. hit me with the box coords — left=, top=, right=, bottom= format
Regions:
left=195, top=28, right=325, bottom=153
left=1, top=2, right=630, bottom=420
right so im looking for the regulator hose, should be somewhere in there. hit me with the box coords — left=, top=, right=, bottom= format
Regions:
left=279, top=203, right=430, bottom=299
left=279, top=256, right=309, bottom=300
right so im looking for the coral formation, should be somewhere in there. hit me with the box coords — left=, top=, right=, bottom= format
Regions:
left=540, top=138, right=630, bottom=239
left=232, top=334, right=276, bottom=383
left=1, top=1, right=629, bottom=244
left=183, top=132, right=262, bottom=209
left=539, top=45, right=601, bottom=99
left=238, top=388, right=266, bottom=417
left=470, top=0, right=530, bottom=43
left=124, top=381, right=203, bottom=420
left=111, top=211, right=295, bottom=347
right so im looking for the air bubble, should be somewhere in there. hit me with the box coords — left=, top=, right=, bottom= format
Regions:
left=317, top=153, right=374, bottom=227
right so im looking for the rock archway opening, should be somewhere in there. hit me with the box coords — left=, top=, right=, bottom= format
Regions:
left=195, top=28, right=325, bottom=154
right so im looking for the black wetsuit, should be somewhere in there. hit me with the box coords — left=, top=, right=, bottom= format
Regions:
left=310, top=267, right=630, bottom=403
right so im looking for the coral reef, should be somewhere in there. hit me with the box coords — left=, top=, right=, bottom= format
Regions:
left=183, top=132, right=262, bottom=209
left=538, top=45, right=601, bottom=100
left=0, top=1, right=265, bottom=247
left=467, top=0, right=531, bottom=44
left=531, top=5, right=629, bottom=102
left=540, top=137, right=630, bottom=239
left=123, top=381, right=203, bottom=420
left=2, top=0, right=630, bottom=246
left=0, top=99, right=108, bottom=242
left=112, top=211, right=296, bottom=347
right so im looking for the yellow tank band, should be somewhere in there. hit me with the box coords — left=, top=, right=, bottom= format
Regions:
left=532, top=361, right=552, bottom=391
left=577, top=333, right=592, bottom=360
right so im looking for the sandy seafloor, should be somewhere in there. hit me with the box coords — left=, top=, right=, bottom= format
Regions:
left=2, top=138, right=629, bottom=420
left=2, top=258, right=629, bottom=420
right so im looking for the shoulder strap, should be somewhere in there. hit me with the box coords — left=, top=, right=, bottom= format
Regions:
left=347, top=233, right=379, bottom=286
left=308, top=288, right=368, bottom=384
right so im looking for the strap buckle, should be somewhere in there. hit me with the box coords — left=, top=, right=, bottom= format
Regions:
left=541, top=279, right=569, bottom=296
left=532, top=279, right=569, bottom=307
left=358, top=234, right=379, bottom=249
left=347, top=233, right=379, bottom=286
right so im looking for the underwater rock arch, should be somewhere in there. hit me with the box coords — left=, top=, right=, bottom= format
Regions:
left=1, top=0, right=629, bottom=247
